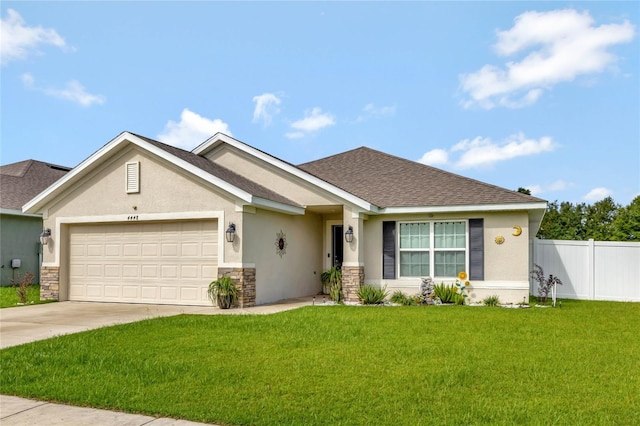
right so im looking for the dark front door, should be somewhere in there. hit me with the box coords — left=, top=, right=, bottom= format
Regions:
left=332, top=225, right=344, bottom=269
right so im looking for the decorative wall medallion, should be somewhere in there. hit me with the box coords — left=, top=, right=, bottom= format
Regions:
left=512, top=225, right=522, bottom=236
left=275, top=230, right=287, bottom=258
left=495, top=235, right=505, bottom=245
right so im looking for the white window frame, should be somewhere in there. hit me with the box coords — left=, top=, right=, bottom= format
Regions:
left=397, top=220, right=469, bottom=280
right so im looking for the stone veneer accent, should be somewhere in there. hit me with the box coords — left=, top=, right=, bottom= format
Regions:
left=342, top=266, right=365, bottom=302
left=40, top=266, right=60, bottom=301
left=217, top=267, right=256, bottom=308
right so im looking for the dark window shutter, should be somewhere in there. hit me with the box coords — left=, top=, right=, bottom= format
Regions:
left=382, top=221, right=396, bottom=279
left=469, top=219, right=484, bottom=280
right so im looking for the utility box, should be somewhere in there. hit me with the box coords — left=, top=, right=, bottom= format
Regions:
left=11, top=259, right=21, bottom=269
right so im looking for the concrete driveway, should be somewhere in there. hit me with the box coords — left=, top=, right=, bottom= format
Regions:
left=0, top=298, right=313, bottom=349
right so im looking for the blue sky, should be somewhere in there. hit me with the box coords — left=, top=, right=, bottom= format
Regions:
left=2, top=2, right=638, bottom=206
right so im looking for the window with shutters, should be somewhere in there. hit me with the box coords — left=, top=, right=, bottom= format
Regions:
left=397, top=220, right=467, bottom=278
left=126, top=162, right=140, bottom=194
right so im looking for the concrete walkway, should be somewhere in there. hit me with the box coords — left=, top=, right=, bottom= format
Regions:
left=0, top=297, right=316, bottom=425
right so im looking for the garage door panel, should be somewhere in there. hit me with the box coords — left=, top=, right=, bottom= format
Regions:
left=69, top=220, right=217, bottom=305
left=141, top=264, right=158, bottom=278
left=123, top=244, right=139, bottom=256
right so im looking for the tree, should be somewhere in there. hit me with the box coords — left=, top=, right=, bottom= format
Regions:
left=584, top=197, right=619, bottom=241
left=517, top=187, right=532, bottom=195
left=538, top=201, right=586, bottom=240
left=611, top=195, right=640, bottom=241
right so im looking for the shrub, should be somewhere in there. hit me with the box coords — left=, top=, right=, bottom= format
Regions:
left=530, top=264, right=563, bottom=304
left=483, top=295, right=501, bottom=307
left=321, top=267, right=341, bottom=295
left=329, top=282, right=343, bottom=303
left=390, top=290, right=421, bottom=306
left=357, top=284, right=388, bottom=305
left=207, top=275, right=238, bottom=309
left=433, top=282, right=457, bottom=303
left=11, top=271, right=34, bottom=305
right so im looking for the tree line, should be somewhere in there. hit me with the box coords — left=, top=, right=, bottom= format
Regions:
left=517, top=189, right=640, bottom=241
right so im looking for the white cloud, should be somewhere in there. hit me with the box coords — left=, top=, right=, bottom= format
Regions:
left=418, top=149, right=449, bottom=166
left=526, top=180, right=574, bottom=196
left=363, top=103, right=396, bottom=118
left=583, top=187, right=612, bottom=202
left=252, top=92, right=281, bottom=126
left=527, top=185, right=544, bottom=196
left=460, top=9, right=636, bottom=109
left=157, top=109, right=232, bottom=150
left=284, top=131, right=305, bottom=140
left=1, top=9, right=68, bottom=65
left=286, top=107, right=335, bottom=138
left=417, top=132, right=557, bottom=170
left=454, top=133, right=556, bottom=169
left=21, top=73, right=105, bottom=106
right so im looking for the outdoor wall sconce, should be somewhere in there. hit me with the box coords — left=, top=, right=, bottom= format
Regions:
left=40, top=228, right=51, bottom=245
left=345, top=225, right=354, bottom=243
left=225, top=223, right=236, bottom=243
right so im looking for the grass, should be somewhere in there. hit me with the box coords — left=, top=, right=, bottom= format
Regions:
left=0, top=285, right=48, bottom=308
left=1, top=300, right=639, bottom=425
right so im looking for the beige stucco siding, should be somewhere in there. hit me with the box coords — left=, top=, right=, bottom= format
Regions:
left=244, top=208, right=323, bottom=305
left=205, top=145, right=342, bottom=207
left=363, top=211, right=531, bottom=303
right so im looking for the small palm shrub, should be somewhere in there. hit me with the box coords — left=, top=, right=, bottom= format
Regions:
left=483, top=295, right=501, bottom=307
left=357, top=284, right=388, bottom=305
left=433, top=282, right=457, bottom=303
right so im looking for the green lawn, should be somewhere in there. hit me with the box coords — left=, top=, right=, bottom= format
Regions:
left=0, top=285, right=48, bottom=308
left=1, top=300, right=639, bottom=425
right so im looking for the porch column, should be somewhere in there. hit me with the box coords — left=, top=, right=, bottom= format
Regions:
left=342, top=207, right=365, bottom=302
left=40, top=266, right=60, bottom=301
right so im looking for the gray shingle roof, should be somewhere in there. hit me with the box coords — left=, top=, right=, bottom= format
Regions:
left=131, top=133, right=302, bottom=208
left=1, top=160, right=71, bottom=210
left=297, top=147, right=545, bottom=208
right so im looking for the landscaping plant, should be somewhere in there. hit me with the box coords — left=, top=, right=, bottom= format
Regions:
left=356, top=284, right=388, bottom=304
left=482, top=295, right=501, bottom=307
left=530, top=264, right=563, bottom=304
left=320, top=266, right=341, bottom=295
left=390, top=290, right=421, bottom=306
left=11, top=271, right=34, bottom=305
left=207, top=275, right=238, bottom=309
left=433, top=282, right=457, bottom=303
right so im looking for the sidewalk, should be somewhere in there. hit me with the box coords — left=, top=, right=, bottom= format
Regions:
left=1, top=296, right=316, bottom=425
left=0, top=395, right=214, bottom=425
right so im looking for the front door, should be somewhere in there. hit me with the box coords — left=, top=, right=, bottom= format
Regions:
left=332, top=224, right=344, bottom=269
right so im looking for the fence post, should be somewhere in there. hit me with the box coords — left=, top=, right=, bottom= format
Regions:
left=588, top=239, right=595, bottom=300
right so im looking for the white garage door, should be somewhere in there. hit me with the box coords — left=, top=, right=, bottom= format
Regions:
left=69, top=220, right=217, bottom=305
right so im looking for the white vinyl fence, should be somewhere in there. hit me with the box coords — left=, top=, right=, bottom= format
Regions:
left=530, top=239, right=640, bottom=302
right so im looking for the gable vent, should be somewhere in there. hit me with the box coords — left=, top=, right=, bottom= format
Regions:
left=126, top=162, right=140, bottom=193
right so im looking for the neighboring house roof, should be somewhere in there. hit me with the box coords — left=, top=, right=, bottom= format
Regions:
left=0, top=160, right=71, bottom=213
left=298, top=147, right=546, bottom=210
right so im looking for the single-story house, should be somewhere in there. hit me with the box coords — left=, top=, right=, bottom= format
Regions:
left=23, top=131, right=547, bottom=306
left=1, top=160, right=71, bottom=286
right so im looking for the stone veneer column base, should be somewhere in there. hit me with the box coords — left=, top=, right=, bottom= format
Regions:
left=40, top=266, right=60, bottom=301
left=218, top=267, right=256, bottom=308
left=342, top=266, right=365, bottom=303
